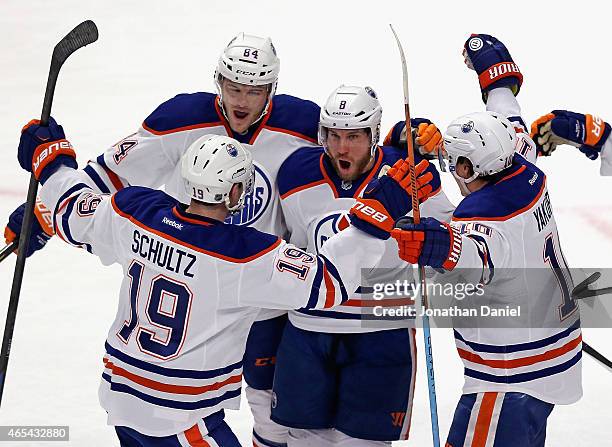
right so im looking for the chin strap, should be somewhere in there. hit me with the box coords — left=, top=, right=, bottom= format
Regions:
left=452, top=170, right=479, bottom=196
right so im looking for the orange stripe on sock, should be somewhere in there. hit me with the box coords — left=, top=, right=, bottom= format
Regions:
left=471, top=392, right=497, bottom=447
left=184, top=424, right=211, bottom=447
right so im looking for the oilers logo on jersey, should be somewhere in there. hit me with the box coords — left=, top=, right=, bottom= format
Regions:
left=313, top=211, right=351, bottom=253
left=225, top=163, right=272, bottom=226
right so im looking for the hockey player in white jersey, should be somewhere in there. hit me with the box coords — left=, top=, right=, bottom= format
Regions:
left=531, top=110, right=612, bottom=176
left=15, top=117, right=434, bottom=445
left=392, top=34, right=583, bottom=447
left=271, top=85, right=455, bottom=446
left=5, top=33, right=320, bottom=446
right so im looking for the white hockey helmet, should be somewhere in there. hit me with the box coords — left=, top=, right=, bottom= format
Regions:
left=181, top=134, right=255, bottom=213
left=443, top=111, right=517, bottom=184
left=318, top=85, right=383, bottom=155
left=214, top=33, right=280, bottom=118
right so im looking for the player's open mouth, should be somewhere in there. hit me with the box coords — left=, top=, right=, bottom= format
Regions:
left=233, top=110, right=249, bottom=120
left=338, top=160, right=351, bottom=171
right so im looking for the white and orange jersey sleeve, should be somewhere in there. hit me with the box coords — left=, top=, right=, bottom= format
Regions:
left=486, top=87, right=538, bottom=164
left=60, top=120, right=191, bottom=199
left=600, top=134, right=612, bottom=175
left=40, top=166, right=386, bottom=313
left=278, top=188, right=309, bottom=249
left=418, top=187, right=456, bottom=223
left=451, top=219, right=510, bottom=284
left=39, top=166, right=118, bottom=265
left=85, top=122, right=210, bottom=197
left=78, top=92, right=231, bottom=198
left=237, top=226, right=385, bottom=311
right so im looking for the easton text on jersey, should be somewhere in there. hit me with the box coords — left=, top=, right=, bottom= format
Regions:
left=131, top=229, right=196, bottom=277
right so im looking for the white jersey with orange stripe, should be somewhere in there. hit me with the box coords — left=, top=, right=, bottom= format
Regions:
left=39, top=166, right=386, bottom=436
left=76, top=92, right=320, bottom=322
left=277, top=145, right=455, bottom=333
left=484, top=87, right=538, bottom=165
left=444, top=154, right=582, bottom=405
left=488, top=87, right=611, bottom=175
left=599, top=134, right=612, bottom=175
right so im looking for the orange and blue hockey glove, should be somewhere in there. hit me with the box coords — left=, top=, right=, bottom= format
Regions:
left=350, top=159, right=434, bottom=240
left=391, top=216, right=462, bottom=270
left=383, top=118, right=443, bottom=158
left=463, top=34, right=522, bottom=103
left=18, top=117, right=77, bottom=183
left=4, top=198, right=55, bottom=257
left=530, top=110, right=611, bottom=159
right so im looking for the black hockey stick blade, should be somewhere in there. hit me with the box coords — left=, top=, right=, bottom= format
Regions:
left=42, top=20, right=99, bottom=125
left=583, top=342, right=612, bottom=372
left=0, top=243, right=17, bottom=264
left=0, top=20, right=98, bottom=408
left=575, top=286, right=612, bottom=299
left=572, top=272, right=600, bottom=298
left=572, top=272, right=612, bottom=299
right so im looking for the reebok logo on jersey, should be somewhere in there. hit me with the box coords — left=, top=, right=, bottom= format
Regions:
left=162, top=217, right=183, bottom=230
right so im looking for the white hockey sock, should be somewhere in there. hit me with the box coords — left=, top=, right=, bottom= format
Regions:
left=287, top=428, right=391, bottom=447
left=246, top=386, right=288, bottom=446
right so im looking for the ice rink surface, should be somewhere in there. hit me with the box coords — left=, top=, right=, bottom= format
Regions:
left=1, top=0, right=611, bottom=445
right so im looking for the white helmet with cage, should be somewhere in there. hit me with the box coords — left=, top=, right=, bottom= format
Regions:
left=443, top=111, right=517, bottom=192
left=214, top=33, right=280, bottom=120
left=181, top=134, right=255, bottom=213
left=318, top=85, right=383, bottom=155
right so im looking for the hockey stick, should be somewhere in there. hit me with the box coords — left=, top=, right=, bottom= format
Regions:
left=572, top=272, right=612, bottom=299
left=0, top=243, right=17, bottom=264
left=390, top=24, right=441, bottom=447
left=0, top=20, right=98, bottom=407
left=583, top=342, right=612, bottom=372
left=569, top=273, right=612, bottom=369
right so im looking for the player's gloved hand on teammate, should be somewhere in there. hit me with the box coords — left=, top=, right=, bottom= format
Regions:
left=17, top=117, right=77, bottom=183
left=463, top=34, right=522, bottom=102
left=4, top=198, right=55, bottom=257
left=391, top=216, right=461, bottom=270
left=384, top=118, right=443, bottom=157
left=530, top=110, right=611, bottom=159
left=350, top=159, right=434, bottom=240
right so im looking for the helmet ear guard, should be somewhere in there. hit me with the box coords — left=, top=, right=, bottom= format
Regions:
left=318, top=85, right=383, bottom=156
left=181, top=135, right=255, bottom=213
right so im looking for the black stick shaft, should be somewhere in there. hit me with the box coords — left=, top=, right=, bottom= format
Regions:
left=0, top=20, right=98, bottom=407
left=0, top=178, right=39, bottom=400
left=584, top=342, right=612, bottom=371
left=0, top=243, right=18, bottom=264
